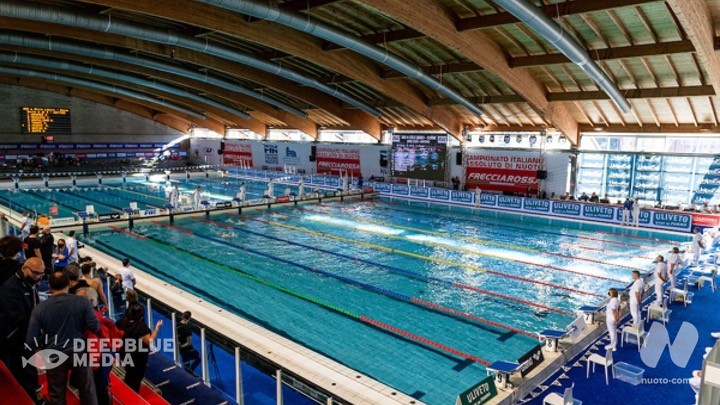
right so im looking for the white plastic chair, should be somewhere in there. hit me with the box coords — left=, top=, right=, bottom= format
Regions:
left=648, top=301, right=672, bottom=325
left=671, top=282, right=694, bottom=306
left=699, top=268, right=718, bottom=292
left=586, top=349, right=614, bottom=385
left=85, top=205, right=95, bottom=215
left=543, top=383, right=580, bottom=405
left=621, top=321, right=648, bottom=351
left=129, top=202, right=138, bottom=210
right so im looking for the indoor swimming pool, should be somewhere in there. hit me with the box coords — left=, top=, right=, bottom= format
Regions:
left=20, top=177, right=685, bottom=405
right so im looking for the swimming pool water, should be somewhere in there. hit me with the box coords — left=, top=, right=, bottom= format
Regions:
left=52, top=179, right=689, bottom=405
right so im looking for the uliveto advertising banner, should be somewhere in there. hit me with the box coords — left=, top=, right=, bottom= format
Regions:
left=223, top=142, right=253, bottom=166
left=316, top=146, right=361, bottom=176
left=466, top=151, right=544, bottom=194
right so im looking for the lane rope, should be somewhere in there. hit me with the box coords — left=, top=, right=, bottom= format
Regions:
left=295, top=209, right=633, bottom=281
left=303, top=206, right=649, bottom=272
left=108, top=225, right=491, bottom=365
left=234, top=214, right=604, bottom=298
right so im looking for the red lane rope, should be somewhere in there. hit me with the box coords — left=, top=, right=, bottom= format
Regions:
left=359, top=316, right=490, bottom=365
left=151, top=220, right=194, bottom=234
left=108, top=225, right=146, bottom=240
left=559, top=243, right=655, bottom=260
left=450, top=282, right=572, bottom=316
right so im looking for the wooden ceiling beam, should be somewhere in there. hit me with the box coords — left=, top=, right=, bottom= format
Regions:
left=580, top=123, right=720, bottom=133
left=379, top=40, right=695, bottom=79
left=325, top=0, right=658, bottom=49
left=361, top=0, right=580, bottom=144
left=667, top=0, right=720, bottom=105
left=281, top=0, right=341, bottom=12
left=77, top=0, right=462, bottom=139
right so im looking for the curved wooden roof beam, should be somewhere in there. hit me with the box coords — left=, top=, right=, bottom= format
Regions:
left=359, top=0, right=580, bottom=144
left=76, top=0, right=462, bottom=138
left=666, top=0, right=720, bottom=102
left=0, top=75, right=227, bottom=134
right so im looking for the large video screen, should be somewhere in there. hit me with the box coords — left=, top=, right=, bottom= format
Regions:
left=391, top=133, right=447, bottom=181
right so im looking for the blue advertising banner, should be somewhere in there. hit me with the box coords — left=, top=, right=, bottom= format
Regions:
left=392, top=184, right=410, bottom=195
left=326, top=178, right=340, bottom=187
left=583, top=204, right=616, bottom=221
left=523, top=198, right=550, bottom=213
left=311, top=177, right=325, bottom=185
left=497, top=196, right=523, bottom=210
left=451, top=190, right=474, bottom=204
left=652, top=211, right=691, bottom=230
left=552, top=202, right=581, bottom=216
left=615, top=209, right=651, bottom=225
left=430, top=188, right=450, bottom=200
left=479, top=193, right=497, bottom=207
left=373, top=182, right=392, bottom=193
left=410, top=186, right=430, bottom=198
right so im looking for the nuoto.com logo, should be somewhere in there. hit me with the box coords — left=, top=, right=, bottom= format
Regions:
left=23, top=336, right=175, bottom=370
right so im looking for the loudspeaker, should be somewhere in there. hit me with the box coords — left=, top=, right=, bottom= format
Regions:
left=455, top=152, right=463, bottom=165
left=537, top=170, right=547, bottom=180
left=217, top=149, right=224, bottom=155
left=380, top=156, right=388, bottom=167
left=310, top=145, right=316, bottom=162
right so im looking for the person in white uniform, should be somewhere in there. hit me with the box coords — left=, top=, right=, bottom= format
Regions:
left=653, top=255, right=669, bottom=305
left=164, top=181, right=173, bottom=198
left=692, top=228, right=704, bottom=265
left=632, top=197, right=641, bottom=227
left=236, top=182, right=246, bottom=202
left=667, top=247, right=682, bottom=291
left=298, top=177, right=305, bottom=200
left=474, top=187, right=482, bottom=207
left=341, top=174, right=348, bottom=193
left=265, top=179, right=275, bottom=198
left=606, top=288, right=621, bottom=351
left=170, top=186, right=180, bottom=207
left=629, top=270, right=644, bottom=325
left=193, top=186, right=202, bottom=210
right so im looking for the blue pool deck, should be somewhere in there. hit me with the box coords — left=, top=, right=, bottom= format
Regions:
left=525, top=260, right=720, bottom=405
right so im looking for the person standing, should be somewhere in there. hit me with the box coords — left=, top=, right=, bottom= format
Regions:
left=357, top=175, right=364, bottom=189
left=297, top=178, right=305, bottom=200
left=26, top=270, right=101, bottom=405
left=23, top=226, right=41, bottom=263
left=52, top=238, right=69, bottom=272
left=629, top=270, right=644, bottom=325
left=236, top=182, right=246, bottom=202
left=654, top=255, right=669, bottom=305
left=177, top=311, right=200, bottom=372
left=66, top=230, right=79, bottom=264
left=605, top=288, right=621, bottom=351
left=193, top=186, right=202, bottom=210
left=667, top=247, right=682, bottom=291
left=170, top=186, right=180, bottom=208
left=20, top=212, right=31, bottom=240
left=0, top=212, right=10, bottom=238
left=692, top=228, right=705, bottom=265
left=265, top=179, right=275, bottom=198
left=116, top=303, right=162, bottom=392
left=0, top=235, right=23, bottom=285
left=39, top=226, right=55, bottom=274
left=632, top=197, right=641, bottom=227
left=119, top=258, right=136, bottom=291
left=0, top=257, right=43, bottom=400
left=81, top=263, right=108, bottom=308
left=621, top=198, right=633, bottom=226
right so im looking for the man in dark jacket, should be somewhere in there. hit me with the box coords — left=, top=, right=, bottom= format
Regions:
left=0, top=235, right=24, bottom=285
left=0, top=257, right=44, bottom=400
left=39, top=226, right=54, bottom=274
left=26, top=270, right=101, bottom=404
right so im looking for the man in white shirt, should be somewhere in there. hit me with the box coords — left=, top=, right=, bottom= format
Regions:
left=692, top=228, right=704, bottom=265
left=298, top=177, right=305, bottom=200
left=65, top=230, right=79, bottom=264
left=193, top=186, right=202, bottom=210
left=20, top=212, right=31, bottom=239
left=667, top=247, right=682, bottom=291
left=653, top=255, right=669, bottom=305
left=632, top=198, right=641, bottom=227
left=119, top=257, right=136, bottom=291
left=236, top=182, right=246, bottom=202
left=629, top=270, right=644, bottom=325
left=170, top=186, right=180, bottom=207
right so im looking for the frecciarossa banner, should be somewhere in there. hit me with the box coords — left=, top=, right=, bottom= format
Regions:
left=223, top=142, right=253, bottom=166
left=315, top=146, right=361, bottom=177
left=373, top=183, right=694, bottom=233
left=465, top=151, right=544, bottom=193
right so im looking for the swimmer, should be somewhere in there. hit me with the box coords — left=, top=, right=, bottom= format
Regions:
left=220, top=232, right=234, bottom=238
left=534, top=309, right=548, bottom=318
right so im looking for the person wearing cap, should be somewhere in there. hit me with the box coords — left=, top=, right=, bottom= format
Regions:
left=653, top=255, right=669, bottom=305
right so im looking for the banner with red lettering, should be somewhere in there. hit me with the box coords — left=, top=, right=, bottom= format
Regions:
left=223, top=142, right=253, bottom=166
left=316, top=147, right=361, bottom=176
left=465, top=152, right=544, bottom=193
left=691, top=213, right=720, bottom=228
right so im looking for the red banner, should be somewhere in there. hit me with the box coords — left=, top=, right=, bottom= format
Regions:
left=316, top=147, right=361, bottom=176
left=691, top=213, right=720, bottom=227
left=223, top=143, right=253, bottom=166
left=465, top=153, right=544, bottom=193
left=275, top=196, right=291, bottom=203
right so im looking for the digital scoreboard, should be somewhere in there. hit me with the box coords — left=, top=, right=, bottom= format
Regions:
left=20, top=107, right=71, bottom=135
left=391, top=133, right=448, bottom=181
